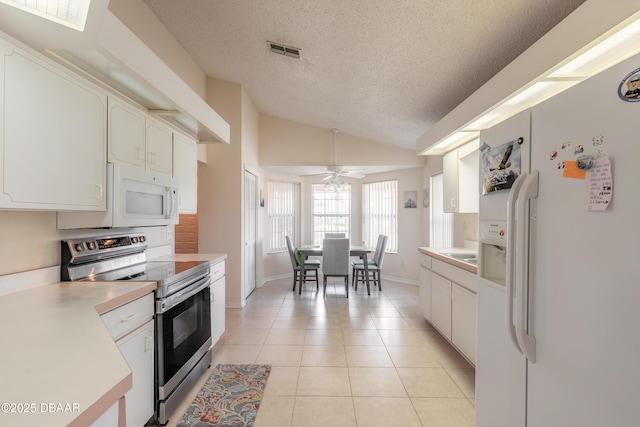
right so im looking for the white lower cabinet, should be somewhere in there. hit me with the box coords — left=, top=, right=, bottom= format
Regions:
left=452, top=283, right=477, bottom=364
left=210, top=261, right=226, bottom=345
left=101, top=293, right=155, bottom=427
left=431, top=273, right=452, bottom=341
left=89, top=401, right=119, bottom=427
left=117, top=319, right=155, bottom=427
left=419, top=252, right=478, bottom=366
left=419, top=266, right=432, bottom=321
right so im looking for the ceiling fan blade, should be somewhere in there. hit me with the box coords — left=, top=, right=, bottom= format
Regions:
left=344, top=173, right=365, bottom=179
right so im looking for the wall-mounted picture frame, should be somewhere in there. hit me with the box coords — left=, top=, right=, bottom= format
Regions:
left=404, top=190, right=417, bottom=208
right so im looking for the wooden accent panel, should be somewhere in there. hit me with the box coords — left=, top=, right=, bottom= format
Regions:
left=175, top=213, right=198, bottom=254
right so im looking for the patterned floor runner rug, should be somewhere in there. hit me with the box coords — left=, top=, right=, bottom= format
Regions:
left=177, top=364, right=272, bottom=427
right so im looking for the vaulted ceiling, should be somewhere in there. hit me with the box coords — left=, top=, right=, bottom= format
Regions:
left=144, top=0, right=586, bottom=151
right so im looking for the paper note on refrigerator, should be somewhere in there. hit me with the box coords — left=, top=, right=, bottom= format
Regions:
left=586, top=156, right=612, bottom=211
left=563, top=161, right=587, bottom=179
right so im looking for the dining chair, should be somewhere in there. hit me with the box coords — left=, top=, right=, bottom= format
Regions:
left=285, top=236, right=320, bottom=294
left=351, top=234, right=384, bottom=286
left=325, top=233, right=346, bottom=238
left=352, top=235, right=388, bottom=293
left=321, top=237, right=350, bottom=297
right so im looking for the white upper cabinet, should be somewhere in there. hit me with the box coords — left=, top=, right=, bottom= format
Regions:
left=173, top=132, right=198, bottom=214
left=108, top=96, right=173, bottom=176
left=146, top=118, right=173, bottom=176
left=108, top=98, right=146, bottom=169
left=0, top=36, right=107, bottom=211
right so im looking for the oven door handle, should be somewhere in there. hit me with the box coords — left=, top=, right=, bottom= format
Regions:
left=157, top=276, right=211, bottom=314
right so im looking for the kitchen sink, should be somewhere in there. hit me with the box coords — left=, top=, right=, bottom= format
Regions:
left=441, top=252, right=476, bottom=260
left=440, top=252, right=477, bottom=265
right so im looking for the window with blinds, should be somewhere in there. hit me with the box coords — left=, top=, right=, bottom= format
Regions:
left=311, top=184, right=350, bottom=245
left=430, top=172, right=453, bottom=247
left=362, top=180, right=398, bottom=253
left=267, top=180, right=299, bottom=252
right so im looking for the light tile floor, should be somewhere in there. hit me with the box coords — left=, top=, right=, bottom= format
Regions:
left=164, top=277, right=475, bottom=427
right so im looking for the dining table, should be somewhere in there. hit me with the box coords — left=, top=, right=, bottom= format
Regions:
left=298, top=245, right=374, bottom=295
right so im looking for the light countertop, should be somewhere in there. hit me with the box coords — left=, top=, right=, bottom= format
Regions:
left=150, top=253, right=227, bottom=265
left=0, top=280, right=156, bottom=427
left=419, top=247, right=478, bottom=274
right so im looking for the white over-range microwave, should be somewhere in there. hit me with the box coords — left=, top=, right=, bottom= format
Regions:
left=57, top=163, right=179, bottom=229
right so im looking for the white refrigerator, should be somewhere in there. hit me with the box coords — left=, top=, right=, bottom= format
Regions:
left=475, top=53, right=640, bottom=427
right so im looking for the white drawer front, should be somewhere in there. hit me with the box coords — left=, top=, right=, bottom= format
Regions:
left=432, top=259, right=477, bottom=293
left=101, top=293, right=154, bottom=340
left=420, top=254, right=432, bottom=269
left=210, top=261, right=225, bottom=283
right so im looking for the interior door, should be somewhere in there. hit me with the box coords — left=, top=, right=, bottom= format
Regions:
left=244, top=170, right=257, bottom=298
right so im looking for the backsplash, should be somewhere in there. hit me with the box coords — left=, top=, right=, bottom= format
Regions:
left=454, top=212, right=478, bottom=248
left=175, top=214, right=198, bottom=253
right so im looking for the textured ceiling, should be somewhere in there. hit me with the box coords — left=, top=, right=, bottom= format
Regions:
left=144, top=0, right=586, bottom=151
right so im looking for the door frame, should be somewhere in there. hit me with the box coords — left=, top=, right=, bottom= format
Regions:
left=243, top=166, right=259, bottom=302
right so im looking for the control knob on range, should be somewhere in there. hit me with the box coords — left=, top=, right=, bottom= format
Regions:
left=87, top=241, right=97, bottom=250
left=131, top=237, right=139, bottom=244
left=74, top=243, right=85, bottom=252
left=139, top=236, right=146, bottom=243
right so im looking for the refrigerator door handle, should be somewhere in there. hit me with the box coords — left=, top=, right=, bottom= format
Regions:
left=506, top=172, right=527, bottom=355
left=515, top=170, right=539, bottom=363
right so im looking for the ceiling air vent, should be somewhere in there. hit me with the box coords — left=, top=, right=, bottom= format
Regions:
left=267, top=41, right=302, bottom=60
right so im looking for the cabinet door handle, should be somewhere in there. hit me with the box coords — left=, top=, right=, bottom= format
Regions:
left=149, top=152, right=156, bottom=165
left=450, top=198, right=456, bottom=207
left=136, top=147, right=144, bottom=160
left=144, top=335, right=153, bottom=352
left=120, top=313, right=137, bottom=323
left=95, top=184, right=103, bottom=200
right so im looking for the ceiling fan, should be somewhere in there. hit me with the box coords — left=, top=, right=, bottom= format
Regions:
left=316, top=128, right=365, bottom=181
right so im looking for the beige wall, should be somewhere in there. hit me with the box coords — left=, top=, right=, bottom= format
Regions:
left=259, top=114, right=426, bottom=168
left=453, top=212, right=479, bottom=247
left=0, top=210, right=172, bottom=277
left=200, top=78, right=243, bottom=305
left=200, top=78, right=262, bottom=306
left=108, top=0, right=207, bottom=98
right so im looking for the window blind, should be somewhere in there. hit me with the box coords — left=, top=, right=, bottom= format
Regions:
left=430, top=172, right=453, bottom=247
left=311, top=184, right=350, bottom=245
left=362, top=180, right=398, bottom=253
left=267, top=180, right=299, bottom=252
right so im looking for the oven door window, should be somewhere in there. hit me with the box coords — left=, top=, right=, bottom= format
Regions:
left=160, top=287, right=211, bottom=383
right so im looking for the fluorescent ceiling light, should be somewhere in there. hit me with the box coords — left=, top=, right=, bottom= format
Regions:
left=426, top=131, right=479, bottom=155
left=465, top=81, right=578, bottom=130
left=0, top=0, right=91, bottom=31
left=423, top=14, right=640, bottom=155
left=550, top=17, right=640, bottom=78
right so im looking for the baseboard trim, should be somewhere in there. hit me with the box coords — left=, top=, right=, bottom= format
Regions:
left=381, top=275, right=419, bottom=286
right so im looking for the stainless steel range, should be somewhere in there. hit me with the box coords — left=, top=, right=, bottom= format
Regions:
left=61, top=233, right=212, bottom=426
